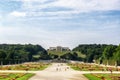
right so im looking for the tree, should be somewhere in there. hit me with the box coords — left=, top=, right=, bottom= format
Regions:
left=0, top=50, right=6, bottom=59
left=72, top=44, right=117, bottom=63
left=0, top=44, right=47, bottom=65
left=102, top=45, right=116, bottom=65
left=114, top=45, right=120, bottom=66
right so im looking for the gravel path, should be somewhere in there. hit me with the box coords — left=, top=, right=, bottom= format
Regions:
left=29, top=63, right=88, bottom=80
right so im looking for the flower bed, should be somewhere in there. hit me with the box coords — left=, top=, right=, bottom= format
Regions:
left=84, top=73, right=120, bottom=80
left=0, top=62, right=50, bottom=71
left=68, top=63, right=120, bottom=71
left=0, top=73, right=34, bottom=80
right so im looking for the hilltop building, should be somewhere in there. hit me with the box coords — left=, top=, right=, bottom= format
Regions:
left=49, top=46, right=70, bottom=52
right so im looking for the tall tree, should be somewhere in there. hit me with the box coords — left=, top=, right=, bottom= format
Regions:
left=102, top=45, right=117, bottom=65
left=0, top=50, right=6, bottom=59
left=114, top=45, right=120, bottom=66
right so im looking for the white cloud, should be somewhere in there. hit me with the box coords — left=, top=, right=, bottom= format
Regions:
left=0, top=25, right=120, bottom=49
left=1, top=0, right=120, bottom=49
left=8, top=0, right=120, bottom=18
left=19, top=0, right=120, bottom=17
left=10, top=11, right=26, bottom=17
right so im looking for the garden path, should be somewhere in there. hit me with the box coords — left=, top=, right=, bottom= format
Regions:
left=29, top=63, right=88, bottom=80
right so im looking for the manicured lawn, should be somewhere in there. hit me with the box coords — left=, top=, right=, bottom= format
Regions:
left=48, top=50, right=71, bottom=56
left=84, top=73, right=120, bottom=80
left=84, top=74, right=101, bottom=80
left=0, top=73, right=34, bottom=80
left=68, top=63, right=120, bottom=71
left=0, top=62, right=50, bottom=71
left=17, top=73, right=34, bottom=80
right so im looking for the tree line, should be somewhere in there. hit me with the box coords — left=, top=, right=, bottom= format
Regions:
left=0, top=44, right=48, bottom=65
left=0, top=44, right=120, bottom=66
left=73, top=44, right=120, bottom=66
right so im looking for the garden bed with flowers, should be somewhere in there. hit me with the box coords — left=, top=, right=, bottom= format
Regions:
left=0, top=73, right=34, bottom=80
left=84, top=73, right=120, bottom=80
left=68, top=63, right=120, bottom=71
left=0, top=62, right=50, bottom=71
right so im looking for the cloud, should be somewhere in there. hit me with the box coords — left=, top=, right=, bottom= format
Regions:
left=0, top=0, right=120, bottom=49
left=18, top=0, right=120, bottom=17
left=10, top=11, right=26, bottom=17
left=22, top=0, right=120, bottom=10
left=6, top=0, right=120, bottom=18
left=0, top=24, right=120, bottom=49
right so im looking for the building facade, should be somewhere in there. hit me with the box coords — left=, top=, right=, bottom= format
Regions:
left=49, top=46, right=70, bottom=52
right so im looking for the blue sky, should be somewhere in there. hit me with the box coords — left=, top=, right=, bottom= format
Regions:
left=0, top=0, right=120, bottom=49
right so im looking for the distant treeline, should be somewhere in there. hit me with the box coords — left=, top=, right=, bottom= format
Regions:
left=73, top=44, right=120, bottom=66
left=0, top=44, right=120, bottom=66
left=0, top=44, right=49, bottom=65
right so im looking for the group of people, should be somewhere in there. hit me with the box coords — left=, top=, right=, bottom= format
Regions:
left=56, top=63, right=70, bottom=71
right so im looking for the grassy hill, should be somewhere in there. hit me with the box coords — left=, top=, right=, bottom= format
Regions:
left=48, top=50, right=70, bottom=56
left=48, top=50, right=86, bottom=60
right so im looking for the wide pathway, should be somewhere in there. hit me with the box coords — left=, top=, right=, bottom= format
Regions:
left=29, top=63, right=88, bottom=80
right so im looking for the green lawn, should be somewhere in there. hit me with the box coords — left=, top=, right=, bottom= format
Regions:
left=48, top=50, right=86, bottom=58
left=74, top=51, right=86, bottom=58
left=17, top=73, right=34, bottom=80
left=0, top=73, right=34, bottom=80
left=48, top=50, right=70, bottom=56
left=84, top=73, right=120, bottom=80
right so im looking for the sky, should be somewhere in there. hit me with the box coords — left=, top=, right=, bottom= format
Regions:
left=0, top=0, right=120, bottom=49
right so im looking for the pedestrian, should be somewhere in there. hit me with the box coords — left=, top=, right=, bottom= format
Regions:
left=56, top=68, right=58, bottom=71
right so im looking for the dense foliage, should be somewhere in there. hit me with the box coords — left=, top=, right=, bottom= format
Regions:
left=73, top=44, right=120, bottom=66
left=48, top=50, right=83, bottom=61
left=0, top=44, right=49, bottom=65
left=73, top=44, right=109, bottom=62
left=0, top=43, right=120, bottom=66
